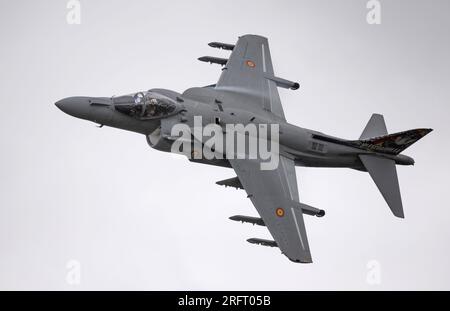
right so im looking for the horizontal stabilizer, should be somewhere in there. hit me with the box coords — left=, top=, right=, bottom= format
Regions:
left=216, top=176, right=243, bottom=189
left=360, top=113, right=388, bottom=140
left=198, top=56, right=228, bottom=66
left=313, top=128, right=432, bottom=156
left=208, top=42, right=235, bottom=51
left=356, top=128, right=433, bottom=155
left=359, top=154, right=404, bottom=218
left=229, top=215, right=265, bottom=226
left=247, top=238, right=278, bottom=247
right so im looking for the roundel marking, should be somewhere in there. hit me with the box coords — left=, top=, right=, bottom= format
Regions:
left=276, top=207, right=285, bottom=217
left=246, top=60, right=256, bottom=68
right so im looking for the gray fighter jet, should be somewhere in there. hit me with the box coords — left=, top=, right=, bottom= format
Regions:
left=56, top=35, right=432, bottom=263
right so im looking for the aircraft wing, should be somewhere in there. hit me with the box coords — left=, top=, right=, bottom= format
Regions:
left=228, top=156, right=313, bottom=263
left=215, top=35, right=291, bottom=121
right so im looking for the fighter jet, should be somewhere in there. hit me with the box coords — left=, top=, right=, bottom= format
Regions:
left=56, top=35, right=432, bottom=263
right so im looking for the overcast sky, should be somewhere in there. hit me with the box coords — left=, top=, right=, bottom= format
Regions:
left=0, top=0, right=449, bottom=290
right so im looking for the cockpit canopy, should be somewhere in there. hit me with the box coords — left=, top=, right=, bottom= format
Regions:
left=113, top=91, right=177, bottom=119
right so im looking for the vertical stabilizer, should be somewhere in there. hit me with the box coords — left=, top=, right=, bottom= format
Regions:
left=359, top=154, right=404, bottom=218
left=360, top=114, right=388, bottom=140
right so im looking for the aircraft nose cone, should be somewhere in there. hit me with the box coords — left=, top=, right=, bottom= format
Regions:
left=55, top=97, right=92, bottom=119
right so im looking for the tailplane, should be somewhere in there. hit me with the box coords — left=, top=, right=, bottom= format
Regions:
left=355, top=128, right=433, bottom=155
left=359, top=154, right=404, bottom=218
left=357, top=114, right=432, bottom=218
left=355, top=113, right=432, bottom=155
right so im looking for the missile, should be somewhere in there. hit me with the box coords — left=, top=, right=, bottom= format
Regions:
left=216, top=176, right=243, bottom=189
left=247, top=238, right=278, bottom=248
left=208, top=42, right=235, bottom=51
left=198, top=56, right=228, bottom=66
left=229, top=215, right=265, bottom=226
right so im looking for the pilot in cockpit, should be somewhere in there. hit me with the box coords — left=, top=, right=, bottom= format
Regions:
left=114, top=92, right=176, bottom=119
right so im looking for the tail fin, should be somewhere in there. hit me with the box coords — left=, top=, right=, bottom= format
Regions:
left=359, top=155, right=404, bottom=218
left=360, top=113, right=388, bottom=140
left=356, top=114, right=432, bottom=155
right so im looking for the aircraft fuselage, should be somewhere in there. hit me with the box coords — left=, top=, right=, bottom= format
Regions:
left=55, top=88, right=414, bottom=172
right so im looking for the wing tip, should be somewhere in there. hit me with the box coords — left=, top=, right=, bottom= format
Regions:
left=393, top=209, right=405, bottom=219
left=285, top=250, right=313, bottom=264
left=239, top=34, right=269, bottom=41
left=289, top=256, right=313, bottom=264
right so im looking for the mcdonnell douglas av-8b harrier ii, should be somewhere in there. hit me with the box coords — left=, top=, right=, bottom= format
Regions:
left=56, top=35, right=432, bottom=263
